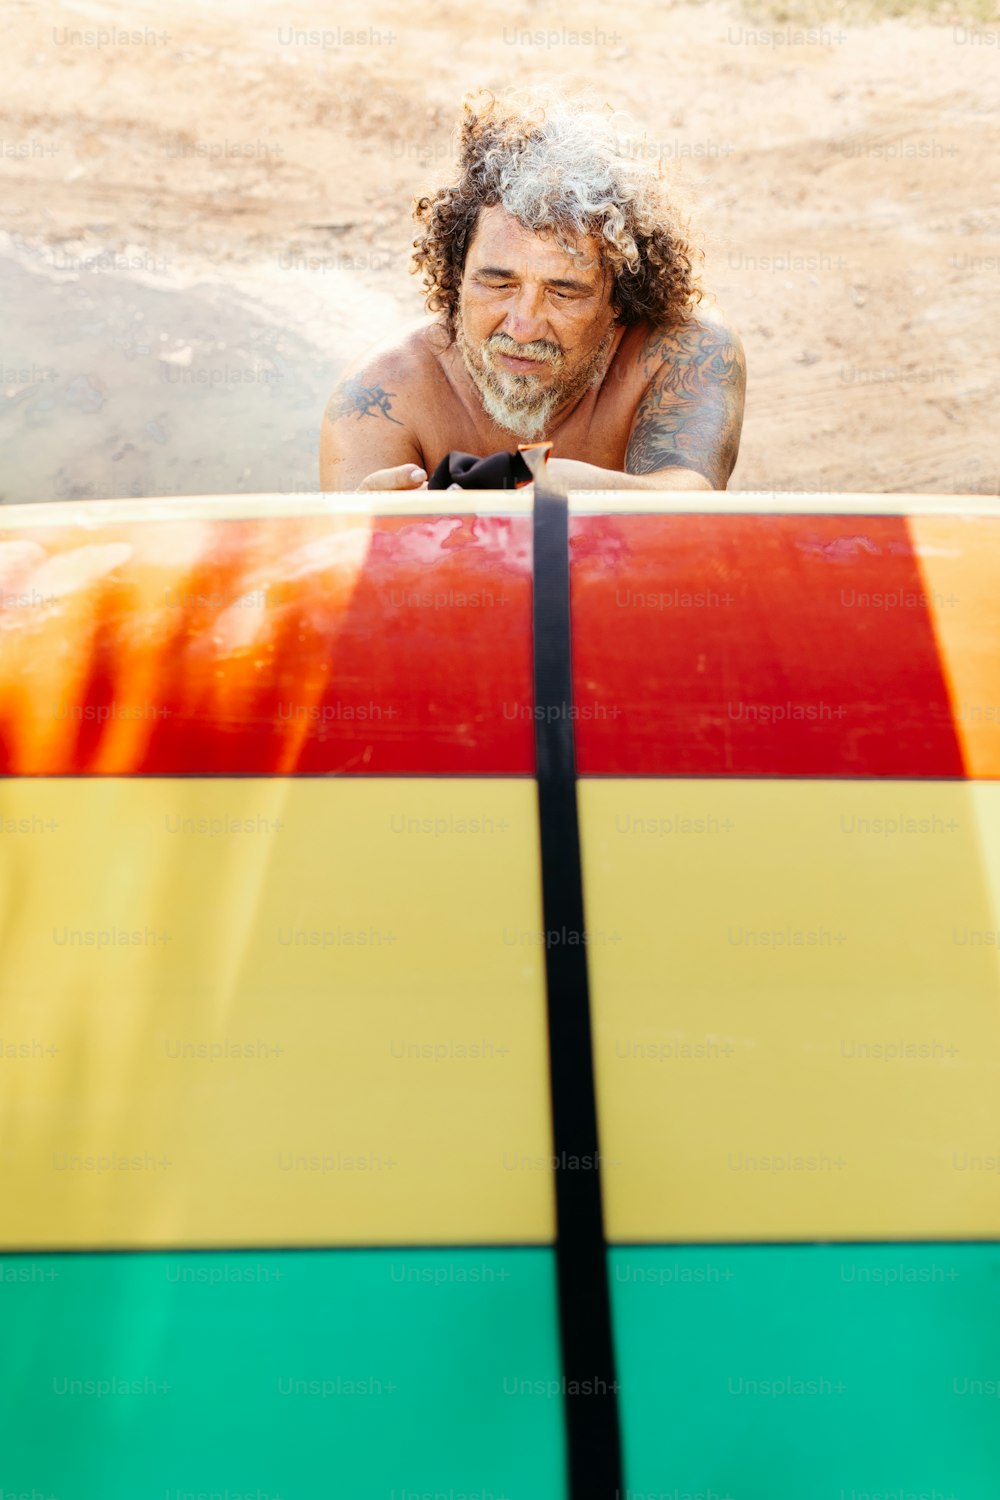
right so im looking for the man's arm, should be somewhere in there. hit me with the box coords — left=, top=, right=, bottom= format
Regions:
left=623, top=312, right=746, bottom=490
left=542, top=458, right=714, bottom=492
left=543, top=312, right=745, bottom=493
left=319, top=357, right=428, bottom=492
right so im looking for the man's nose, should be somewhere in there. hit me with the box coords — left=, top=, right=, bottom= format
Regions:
left=499, top=286, right=550, bottom=346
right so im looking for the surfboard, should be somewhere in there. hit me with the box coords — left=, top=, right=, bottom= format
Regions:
left=1, top=486, right=999, bottom=1497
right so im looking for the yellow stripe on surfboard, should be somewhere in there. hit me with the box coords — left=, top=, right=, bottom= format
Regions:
left=0, top=778, right=555, bottom=1248
left=580, top=778, right=1000, bottom=1242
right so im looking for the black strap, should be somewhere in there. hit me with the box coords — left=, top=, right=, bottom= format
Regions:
left=531, top=476, right=624, bottom=1497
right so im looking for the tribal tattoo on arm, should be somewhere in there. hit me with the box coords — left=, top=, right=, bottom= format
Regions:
left=625, top=318, right=746, bottom=489
left=326, top=374, right=404, bottom=426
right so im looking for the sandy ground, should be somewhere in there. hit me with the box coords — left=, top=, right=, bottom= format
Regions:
left=1, top=0, right=998, bottom=501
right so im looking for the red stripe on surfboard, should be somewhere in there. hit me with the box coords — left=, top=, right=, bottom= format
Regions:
left=0, top=510, right=978, bottom=777
left=570, top=514, right=967, bottom=777
left=0, top=515, right=535, bottom=775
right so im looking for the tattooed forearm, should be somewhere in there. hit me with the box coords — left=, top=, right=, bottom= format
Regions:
left=326, top=374, right=404, bottom=426
left=626, top=318, right=746, bottom=488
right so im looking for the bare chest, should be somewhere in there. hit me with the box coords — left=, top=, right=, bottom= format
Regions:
left=416, top=329, right=648, bottom=475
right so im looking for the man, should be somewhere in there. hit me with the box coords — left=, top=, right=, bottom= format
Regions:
left=320, top=89, right=745, bottom=493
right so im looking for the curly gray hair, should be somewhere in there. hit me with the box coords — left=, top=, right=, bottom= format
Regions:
left=411, top=87, right=703, bottom=340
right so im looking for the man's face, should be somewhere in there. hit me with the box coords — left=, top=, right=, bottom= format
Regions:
left=455, top=204, right=619, bottom=441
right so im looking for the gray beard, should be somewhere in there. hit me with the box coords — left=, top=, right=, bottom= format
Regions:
left=454, top=313, right=616, bottom=442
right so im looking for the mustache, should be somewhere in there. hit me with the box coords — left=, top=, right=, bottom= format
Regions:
left=484, top=335, right=563, bottom=366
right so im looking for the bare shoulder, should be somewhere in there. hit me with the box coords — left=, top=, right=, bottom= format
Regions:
left=323, top=314, right=442, bottom=428
left=624, top=298, right=746, bottom=489
left=320, top=316, right=445, bottom=488
left=635, top=299, right=745, bottom=386
left=356, top=312, right=446, bottom=381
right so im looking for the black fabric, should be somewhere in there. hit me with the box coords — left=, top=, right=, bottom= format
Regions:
left=427, top=449, right=535, bottom=490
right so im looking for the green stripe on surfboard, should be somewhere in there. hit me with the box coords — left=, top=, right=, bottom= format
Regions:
left=611, top=1242, right=1000, bottom=1499
left=0, top=1247, right=567, bottom=1498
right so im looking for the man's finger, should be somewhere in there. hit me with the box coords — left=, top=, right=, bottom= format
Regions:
left=358, top=464, right=427, bottom=491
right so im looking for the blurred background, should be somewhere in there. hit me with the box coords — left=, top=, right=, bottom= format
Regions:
left=1, top=0, right=997, bottom=504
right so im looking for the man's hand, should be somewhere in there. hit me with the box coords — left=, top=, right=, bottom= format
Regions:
left=356, top=464, right=428, bottom=492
